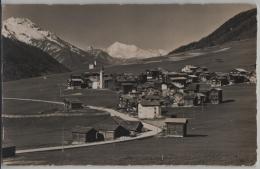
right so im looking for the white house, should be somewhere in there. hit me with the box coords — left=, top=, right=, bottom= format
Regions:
left=91, top=79, right=100, bottom=89
left=89, top=64, right=94, bottom=70
left=138, top=100, right=161, bottom=119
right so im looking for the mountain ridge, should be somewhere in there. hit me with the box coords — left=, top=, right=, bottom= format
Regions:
left=2, top=17, right=115, bottom=70
left=2, top=36, right=70, bottom=81
left=169, top=8, right=257, bottom=54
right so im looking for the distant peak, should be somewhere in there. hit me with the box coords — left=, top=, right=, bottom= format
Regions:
left=4, top=17, right=35, bottom=26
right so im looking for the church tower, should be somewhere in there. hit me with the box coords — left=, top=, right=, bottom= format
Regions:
left=99, top=65, right=104, bottom=89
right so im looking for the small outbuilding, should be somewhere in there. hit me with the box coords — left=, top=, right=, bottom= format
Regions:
left=64, top=98, right=83, bottom=111
left=72, top=126, right=102, bottom=143
left=164, top=118, right=188, bottom=137
left=2, top=144, right=16, bottom=158
left=209, top=88, right=223, bottom=104
left=95, top=118, right=130, bottom=140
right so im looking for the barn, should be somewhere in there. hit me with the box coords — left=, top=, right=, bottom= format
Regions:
left=2, top=144, right=16, bottom=158
left=95, top=117, right=130, bottom=140
left=164, top=118, right=188, bottom=137
left=113, top=117, right=144, bottom=136
left=72, top=126, right=102, bottom=143
left=209, top=88, right=223, bottom=104
left=64, top=98, right=83, bottom=111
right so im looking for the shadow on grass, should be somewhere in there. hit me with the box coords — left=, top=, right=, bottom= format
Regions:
left=186, top=134, right=208, bottom=137
left=222, top=99, right=235, bottom=104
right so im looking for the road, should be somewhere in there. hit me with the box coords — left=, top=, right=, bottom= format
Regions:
left=3, top=97, right=162, bottom=154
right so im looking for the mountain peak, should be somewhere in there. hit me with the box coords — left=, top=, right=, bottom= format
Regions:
left=107, top=41, right=167, bottom=59
left=2, top=17, right=56, bottom=44
left=2, top=17, right=115, bottom=70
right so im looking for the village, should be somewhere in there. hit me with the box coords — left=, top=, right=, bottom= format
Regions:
left=64, top=61, right=256, bottom=143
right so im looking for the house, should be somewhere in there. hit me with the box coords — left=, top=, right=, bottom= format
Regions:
left=230, top=68, right=249, bottom=75
left=198, top=83, right=212, bottom=102
left=187, top=75, right=199, bottom=83
left=199, top=72, right=210, bottom=82
left=146, top=69, right=162, bottom=81
left=170, top=77, right=187, bottom=87
left=95, top=118, right=130, bottom=140
left=91, top=79, right=100, bottom=89
left=195, top=67, right=208, bottom=76
left=2, top=144, right=16, bottom=158
left=164, top=118, right=188, bottom=137
left=72, top=126, right=102, bottom=143
left=229, top=74, right=248, bottom=83
left=181, top=65, right=198, bottom=74
left=118, top=94, right=138, bottom=112
left=209, top=88, right=223, bottom=104
left=67, top=75, right=84, bottom=89
left=89, top=63, right=94, bottom=69
left=104, top=77, right=114, bottom=90
left=195, top=93, right=206, bottom=105
left=168, top=83, right=184, bottom=94
left=172, top=92, right=184, bottom=106
left=64, top=98, right=83, bottom=111
left=138, top=100, right=161, bottom=119
left=249, top=70, right=256, bottom=83
left=185, top=83, right=199, bottom=94
left=121, top=82, right=136, bottom=94
left=209, top=72, right=229, bottom=87
left=183, top=94, right=196, bottom=106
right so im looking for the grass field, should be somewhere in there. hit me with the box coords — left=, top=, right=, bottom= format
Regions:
left=4, top=83, right=256, bottom=165
left=2, top=38, right=257, bottom=165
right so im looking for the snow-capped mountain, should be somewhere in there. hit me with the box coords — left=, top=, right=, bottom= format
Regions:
left=2, top=17, right=114, bottom=70
left=106, top=41, right=168, bottom=59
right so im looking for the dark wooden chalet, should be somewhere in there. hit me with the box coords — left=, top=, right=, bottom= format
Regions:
left=72, top=126, right=102, bottom=143
left=164, top=118, right=188, bottom=137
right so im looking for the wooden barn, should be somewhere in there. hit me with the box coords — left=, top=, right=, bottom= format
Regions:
left=183, top=94, right=196, bottom=106
left=64, top=98, right=83, bottom=111
left=95, top=118, right=130, bottom=140
left=164, top=118, right=188, bottom=137
left=113, top=117, right=143, bottom=136
left=2, top=144, right=16, bottom=158
left=209, top=88, right=223, bottom=104
left=121, top=82, right=136, bottom=94
left=72, top=126, right=102, bottom=143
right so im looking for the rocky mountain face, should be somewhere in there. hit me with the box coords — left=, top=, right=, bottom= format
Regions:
left=2, top=36, right=70, bottom=81
left=169, top=8, right=257, bottom=54
left=106, top=41, right=168, bottom=60
left=2, top=17, right=115, bottom=70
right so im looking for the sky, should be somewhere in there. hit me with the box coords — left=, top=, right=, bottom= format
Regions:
left=2, top=4, right=256, bottom=52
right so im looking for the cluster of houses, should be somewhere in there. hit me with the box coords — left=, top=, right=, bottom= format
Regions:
left=65, top=65, right=255, bottom=139
left=67, top=65, right=255, bottom=120
left=116, top=65, right=255, bottom=119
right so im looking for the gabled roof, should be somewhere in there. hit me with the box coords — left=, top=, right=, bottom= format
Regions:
left=170, top=77, right=187, bottom=80
left=94, top=117, right=124, bottom=131
left=112, top=117, right=143, bottom=131
left=64, top=98, right=82, bottom=104
left=72, top=126, right=96, bottom=133
left=144, top=95, right=161, bottom=100
left=165, top=118, right=188, bottom=124
left=140, top=100, right=161, bottom=106
left=233, top=68, right=248, bottom=72
left=211, top=88, right=222, bottom=91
